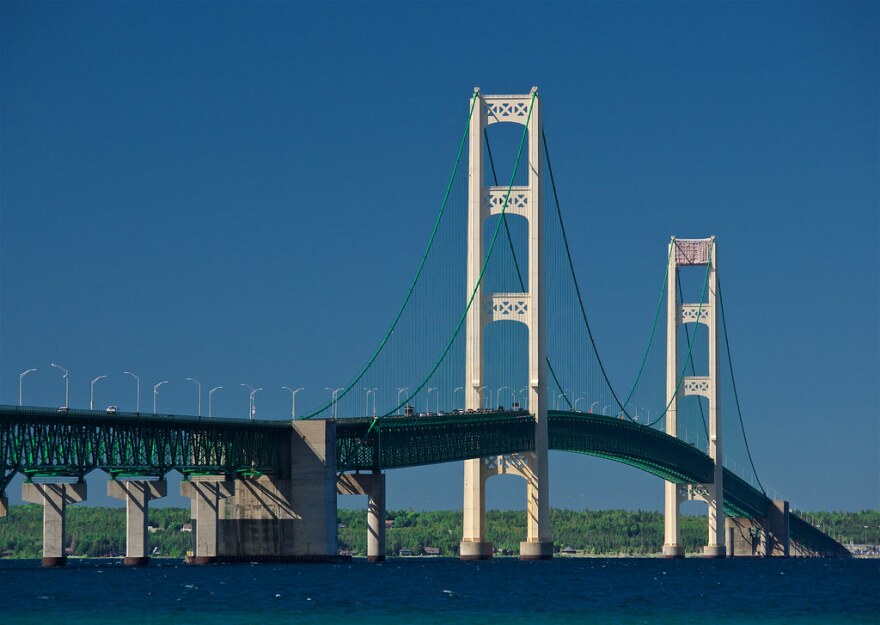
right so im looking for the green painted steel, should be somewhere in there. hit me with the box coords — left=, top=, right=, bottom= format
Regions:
left=0, top=405, right=287, bottom=492
left=336, top=411, right=535, bottom=471
left=1, top=405, right=844, bottom=554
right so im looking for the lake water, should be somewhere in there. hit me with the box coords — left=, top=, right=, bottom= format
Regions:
left=0, top=557, right=876, bottom=624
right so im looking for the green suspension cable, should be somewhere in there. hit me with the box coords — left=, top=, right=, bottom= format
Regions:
left=619, top=245, right=672, bottom=419
left=337, top=92, right=538, bottom=474
left=718, top=276, right=765, bottom=494
left=542, top=129, right=632, bottom=420
left=303, top=91, right=480, bottom=419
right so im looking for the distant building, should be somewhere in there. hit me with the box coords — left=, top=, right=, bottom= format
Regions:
left=181, top=523, right=193, bottom=533
left=423, top=546, right=440, bottom=556
left=560, top=545, right=577, bottom=555
left=399, top=548, right=414, bottom=557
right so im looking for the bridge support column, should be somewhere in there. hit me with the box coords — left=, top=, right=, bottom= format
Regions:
left=22, top=481, right=87, bottom=567
left=461, top=459, right=493, bottom=560
left=290, top=420, right=338, bottom=558
left=181, top=477, right=234, bottom=565
left=338, top=472, right=385, bottom=562
left=768, top=499, right=790, bottom=557
left=108, top=479, right=167, bottom=565
left=725, top=516, right=769, bottom=557
left=662, top=484, right=685, bottom=558
left=0, top=494, right=7, bottom=518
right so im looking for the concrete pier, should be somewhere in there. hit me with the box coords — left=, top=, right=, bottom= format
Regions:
left=290, top=420, right=338, bottom=558
left=107, top=479, right=167, bottom=565
left=768, top=499, right=790, bottom=557
left=338, top=472, right=386, bottom=562
left=0, top=495, right=7, bottom=518
left=180, top=477, right=234, bottom=564
left=22, top=481, right=87, bottom=567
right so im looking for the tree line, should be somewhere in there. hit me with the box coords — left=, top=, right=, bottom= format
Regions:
left=1, top=506, right=876, bottom=558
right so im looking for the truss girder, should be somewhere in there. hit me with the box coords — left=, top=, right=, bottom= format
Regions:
left=336, top=411, right=535, bottom=471
left=0, top=406, right=287, bottom=492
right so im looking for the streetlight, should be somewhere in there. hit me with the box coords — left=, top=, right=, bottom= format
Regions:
left=185, top=377, right=202, bottom=416
left=590, top=400, right=600, bottom=414
left=90, top=375, right=108, bottom=410
left=325, top=387, right=343, bottom=419
left=51, top=363, right=69, bottom=409
left=241, top=384, right=262, bottom=420
left=574, top=397, right=584, bottom=412
left=427, top=387, right=437, bottom=413
left=282, top=386, right=304, bottom=420
left=496, top=386, right=509, bottom=410
left=153, top=381, right=169, bottom=414
left=123, top=371, right=140, bottom=412
left=519, top=386, right=528, bottom=410
left=364, top=387, right=378, bottom=417
left=208, top=386, right=223, bottom=418
left=453, top=386, right=464, bottom=411
left=396, top=387, right=409, bottom=415
left=478, top=386, right=489, bottom=409
left=250, top=388, right=263, bottom=420
left=19, top=368, right=37, bottom=406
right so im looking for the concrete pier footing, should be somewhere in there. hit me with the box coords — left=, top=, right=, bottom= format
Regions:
left=519, top=540, right=554, bottom=561
left=703, top=544, right=726, bottom=558
left=662, top=545, right=685, bottom=558
left=107, top=479, right=167, bottom=566
left=22, top=482, right=87, bottom=567
left=459, top=541, right=494, bottom=561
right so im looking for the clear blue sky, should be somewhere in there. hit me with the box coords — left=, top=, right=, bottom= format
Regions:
left=1, top=1, right=877, bottom=513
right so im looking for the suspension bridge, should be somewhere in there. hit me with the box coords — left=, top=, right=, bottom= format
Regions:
left=0, top=88, right=848, bottom=565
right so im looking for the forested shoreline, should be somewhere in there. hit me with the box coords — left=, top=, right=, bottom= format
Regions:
left=0, top=506, right=875, bottom=558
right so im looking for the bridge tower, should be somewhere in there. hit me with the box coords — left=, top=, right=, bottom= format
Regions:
left=663, top=237, right=725, bottom=558
left=460, top=87, right=552, bottom=561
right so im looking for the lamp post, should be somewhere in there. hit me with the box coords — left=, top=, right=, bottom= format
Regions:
left=478, top=386, right=489, bottom=409
left=325, top=387, right=343, bottom=419
left=282, top=386, right=304, bottom=420
left=364, top=388, right=377, bottom=417
left=427, top=387, right=437, bottom=414
left=496, top=386, right=509, bottom=410
left=519, top=386, right=528, bottom=410
left=19, top=368, right=37, bottom=406
left=241, top=384, right=261, bottom=420
left=90, top=375, right=108, bottom=410
left=208, top=386, right=222, bottom=418
left=153, top=381, right=169, bottom=414
left=51, top=363, right=69, bottom=409
left=396, top=387, right=409, bottom=415
left=123, top=371, right=140, bottom=412
left=250, top=388, right=263, bottom=420
left=453, top=386, right=464, bottom=411
left=574, top=397, right=584, bottom=412
left=185, top=377, right=202, bottom=416
left=590, top=400, right=600, bottom=414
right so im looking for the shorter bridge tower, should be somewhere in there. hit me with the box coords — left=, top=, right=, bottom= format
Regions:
left=663, top=237, right=725, bottom=558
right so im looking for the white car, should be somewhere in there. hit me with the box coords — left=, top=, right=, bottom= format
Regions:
left=106, top=406, right=118, bottom=414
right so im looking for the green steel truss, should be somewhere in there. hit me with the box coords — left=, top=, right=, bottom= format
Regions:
left=336, top=411, right=535, bottom=471
left=1, top=406, right=844, bottom=555
left=0, top=406, right=287, bottom=493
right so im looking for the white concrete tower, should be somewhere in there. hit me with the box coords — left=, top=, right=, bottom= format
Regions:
left=460, top=88, right=552, bottom=561
left=662, top=237, right=725, bottom=558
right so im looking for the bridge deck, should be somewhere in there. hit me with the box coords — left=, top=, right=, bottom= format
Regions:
left=0, top=405, right=842, bottom=554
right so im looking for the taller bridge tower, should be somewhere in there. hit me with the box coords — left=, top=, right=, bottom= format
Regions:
left=460, top=88, right=552, bottom=560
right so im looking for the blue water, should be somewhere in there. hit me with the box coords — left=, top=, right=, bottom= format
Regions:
left=0, top=558, right=877, bottom=624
